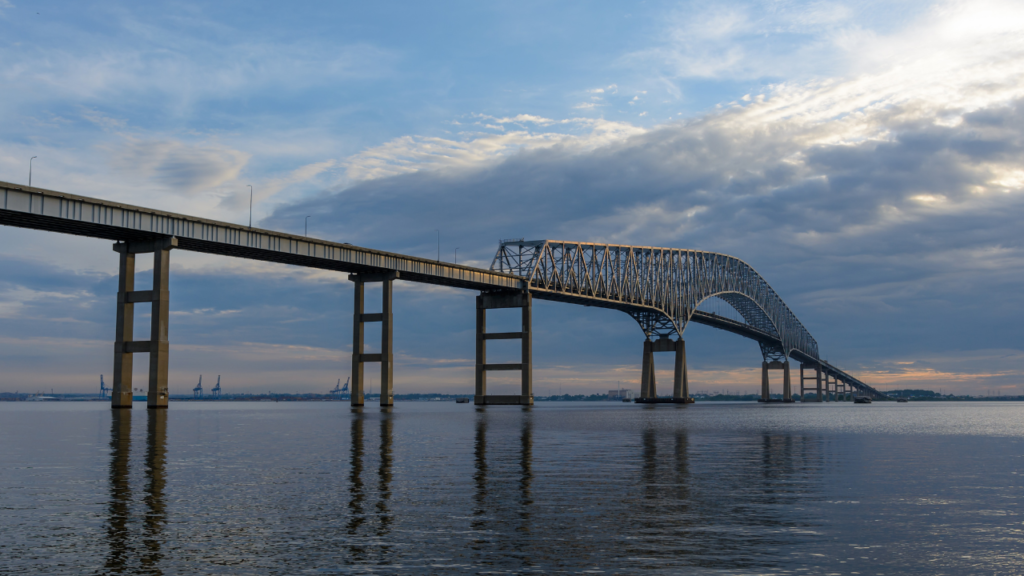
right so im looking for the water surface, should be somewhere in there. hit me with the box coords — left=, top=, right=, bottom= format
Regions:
left=1, top=401, right=1022, bottom=575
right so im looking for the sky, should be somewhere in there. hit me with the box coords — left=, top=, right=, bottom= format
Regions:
left=1, top=0, right=1023, bottom=396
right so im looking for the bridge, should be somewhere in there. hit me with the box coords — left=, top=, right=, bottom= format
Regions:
left=0, top=180, right=885, bottom=407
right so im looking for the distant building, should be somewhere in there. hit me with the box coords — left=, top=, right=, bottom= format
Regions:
left=608, top=389, right=633, bottom=400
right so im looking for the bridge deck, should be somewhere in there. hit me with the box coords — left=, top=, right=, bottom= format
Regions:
left=0, top=181, right=523, bottom=291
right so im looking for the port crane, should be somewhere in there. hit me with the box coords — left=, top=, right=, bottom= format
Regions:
left=211, top=376, right=221, bottom=399
left=193, top=375, right=203, bottom=399
left=330, top=377, right=349, bottom=398
left=99, top=374, right=110, bottom=398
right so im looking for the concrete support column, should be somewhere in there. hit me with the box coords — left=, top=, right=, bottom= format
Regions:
left=381, top=278, right=394, bottom=407
left=351, top=279, right=365, bottom=407
left=799, top=363, right=806, bottom=401
left=782, top=361, right=792, bottom=402
left=640, top=339, right=654, bottom=399
left=520, top=294, right=532, bottom=399
left=148, top=246, right=171, bottom=409
left=349, top=272, right=398, bottom=408
left=112, top=250, right=136, bottom=408
left=475, top=297, right=486, bottom=398
left=650, top=353, right=657, bottom=394
left=816, top=364, right=823, bottom=402
left=672, top=339, right=688, bottom=400
left=111, top=237, right=176, bottom=410
left=761, top=361, right=770, bottom=401
left=474, top=291, right=533, bottom=406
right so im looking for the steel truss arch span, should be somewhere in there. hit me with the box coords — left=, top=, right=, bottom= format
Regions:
left=490, top=240, right=819, bottom=361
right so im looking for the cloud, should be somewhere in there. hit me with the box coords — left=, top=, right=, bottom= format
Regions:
left=339, top=118, right=645, bottom=182
left=0, top=26, right=398, bottom=116
left=620, top=0, right=1024, bottom=90
left=267, top=33, right=1024, bottom=386
left=106, top=137, right=250, bottom=195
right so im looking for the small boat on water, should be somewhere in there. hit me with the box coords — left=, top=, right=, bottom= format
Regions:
left=455, top=397, right=470, bottom=404
left=897, top=398, right=909, bottom=403
left=853, top=396, right=872, bottom=404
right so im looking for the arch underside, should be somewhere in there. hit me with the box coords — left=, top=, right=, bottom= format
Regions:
left=628, top=293, right=789, bottom=362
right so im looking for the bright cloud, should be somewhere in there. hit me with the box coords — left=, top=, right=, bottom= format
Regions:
left=341, top=118, right=645, bottom=182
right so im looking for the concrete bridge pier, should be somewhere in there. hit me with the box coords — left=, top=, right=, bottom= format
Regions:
left=799, top=363, right=824, bottom=402
left=783, top=361, right=792, bottom=402
left=672, top=339, right=689, bottom=401
left=349, top=272, right=398, bottom=408
left=111, top=237, right=176, bottom=409
left=474, top=291, right=533, bottom=406
left=761, top=361, right=770, bottom=401
left=637, top=337, right=691, bottom=403
left=760, top=360, right=794, bottom=402
left=640, top=339, right=656, bottom=399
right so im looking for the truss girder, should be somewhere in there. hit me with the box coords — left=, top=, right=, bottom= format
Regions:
left=491, top=240, right=819, bottom=360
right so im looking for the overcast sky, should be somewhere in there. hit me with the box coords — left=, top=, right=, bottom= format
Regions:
left=1, top=0, right=1022, bottom=396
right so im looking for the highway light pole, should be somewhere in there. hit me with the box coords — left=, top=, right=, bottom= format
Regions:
left=455, top=247, right=459, bottom=265
left=435, top=229, right=440, bottom=262
left=29, top=156, right=36, bottom=187
left=305, top=215, right=310, bottom=237
left=248, top=185, right=253, bottom=229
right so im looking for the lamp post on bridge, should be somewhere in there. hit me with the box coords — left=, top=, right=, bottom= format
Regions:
left=29, top=156, right=37, bottom=187
left=305, top=215, right=311, bottom=237
left=435, top=229, right=440, bottom=262
left=248, top=185, right=253, bottom=229
left=455, top=247, right=459, bottom=265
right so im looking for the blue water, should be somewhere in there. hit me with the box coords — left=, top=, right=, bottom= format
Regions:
left=1, top=401, right=1022, bottom=575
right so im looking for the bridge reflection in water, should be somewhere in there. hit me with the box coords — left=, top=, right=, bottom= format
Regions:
left=344, top=409, right=395, bottom=563
left=460, top=410, right=825, bottom=572
left=104, top=409, right=167, bottom=575
left=97, top=407, right=829, bottom=572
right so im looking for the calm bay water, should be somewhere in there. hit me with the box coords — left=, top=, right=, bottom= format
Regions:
left=1, top=400, right=1022, bottom=575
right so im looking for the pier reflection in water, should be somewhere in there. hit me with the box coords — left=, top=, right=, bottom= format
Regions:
left=103, top=409, right=132, bottom=573
left=97, top=405, right=823, bottom=574
left=6, top=402, right=1021, bottom=575
left=142, top=410, right=167, bottom=572
left=344, top=408, right=395, bottom=563
left=103, top=408, right=167, bottom=575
